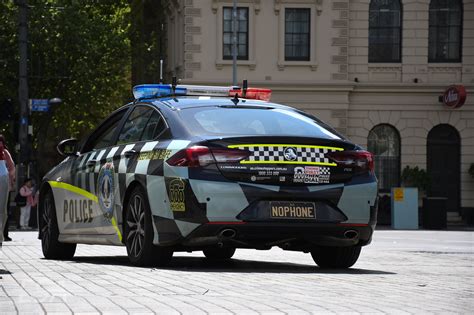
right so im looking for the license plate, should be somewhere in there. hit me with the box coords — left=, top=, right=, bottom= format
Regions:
left=270, top=201, right=316, bottom=219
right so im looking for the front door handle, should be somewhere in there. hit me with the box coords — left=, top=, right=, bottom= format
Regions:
left=86, top=160, right=97, bottom=168
left=124, top=150, right=138, bottom=159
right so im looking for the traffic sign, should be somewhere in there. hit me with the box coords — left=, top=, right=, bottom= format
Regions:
left=29, top=99, right=50, bottom=112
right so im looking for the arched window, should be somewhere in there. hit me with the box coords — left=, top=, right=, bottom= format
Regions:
left=369, top=0, right=402, bottom=63
left=429, top=0, right=462, bottom=62
left=368, top=124, right=401, bottom=192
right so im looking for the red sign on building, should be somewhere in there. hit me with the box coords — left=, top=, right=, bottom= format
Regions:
left=443, top=85, right=467, bottom=109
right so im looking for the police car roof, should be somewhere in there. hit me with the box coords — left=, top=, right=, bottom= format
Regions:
left=147, top=96, right=294, bottom=111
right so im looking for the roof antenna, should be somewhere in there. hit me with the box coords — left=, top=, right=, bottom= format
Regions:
left=231, top=93, right=239, bottom=105
left=242, top=80, right=248, bottom=98
left=231, top=92, right=239, bottom=105
left=171, top=76, right=177, bottom=96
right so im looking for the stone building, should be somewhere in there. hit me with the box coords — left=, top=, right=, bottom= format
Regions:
left=163, top=0, right=474, bottom=224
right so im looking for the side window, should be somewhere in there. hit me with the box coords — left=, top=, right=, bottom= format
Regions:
left=83, top=108, right=129, bottom=152
left=141, top=110, right=167, bottom=141
left=117, top=106, right=154, bottom=145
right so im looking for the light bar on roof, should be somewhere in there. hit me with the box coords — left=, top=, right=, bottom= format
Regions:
left=179, top=85, right=230, bottom=97
left=133, top=84, right=186, bottom=99
left=229, top=88, right=272, bottom=102
left=132, top=84, right=272, bottom=101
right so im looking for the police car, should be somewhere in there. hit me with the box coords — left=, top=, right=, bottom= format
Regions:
left=38, top=83, right=378, bottom=269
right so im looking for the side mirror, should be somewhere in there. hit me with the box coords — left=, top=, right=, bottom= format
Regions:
left=57, top=138, right=78, bottom=157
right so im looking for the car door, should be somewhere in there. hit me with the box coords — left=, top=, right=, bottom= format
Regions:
left=58, top=107, right=130, bottom=236
left=93, top=105, right=170, bottom=240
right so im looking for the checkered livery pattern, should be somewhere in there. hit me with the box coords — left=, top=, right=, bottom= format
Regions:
left=231, top=145, right=342, bottom=165
left=50, top=139, right=195, bottom=244
left=318, top=167, right=330, bottom=175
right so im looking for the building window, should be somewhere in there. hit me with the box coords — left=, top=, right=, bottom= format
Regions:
left=368, top=124, right=401, bottom=192
left=429, top=0, right=462, bottom=63
left=223, top=7, right=249, bottom=60
left=369, top=0, right=402, bottom=63
left=285, top=8, right=310, bottom=61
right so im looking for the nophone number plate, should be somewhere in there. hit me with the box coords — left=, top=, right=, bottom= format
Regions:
left=270, top=201, right=316, bottom=219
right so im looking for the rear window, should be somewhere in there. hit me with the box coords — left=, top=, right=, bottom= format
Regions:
left=179, top=107, right=341, bottom=139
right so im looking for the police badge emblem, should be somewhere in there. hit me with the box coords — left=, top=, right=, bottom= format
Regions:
left=98, top=162, right=115, bottom=219
left=169, top=178, right=185, bottom=212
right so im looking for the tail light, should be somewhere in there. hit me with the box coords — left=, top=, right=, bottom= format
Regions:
left=167, top=146, right=250, bottom=167
left=326, top=150, right=374, bottom=173
left=211, top=148, right=251, bottom=163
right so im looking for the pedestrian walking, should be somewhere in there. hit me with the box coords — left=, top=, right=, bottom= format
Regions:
left=3, top=193, right=12, bottom=241
left=19, top=178, right=34, bottom=230
left=0, top=134, right=15, bottom=244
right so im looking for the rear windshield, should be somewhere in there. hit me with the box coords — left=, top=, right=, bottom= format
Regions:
left=178, top=107, right=341, bottom=139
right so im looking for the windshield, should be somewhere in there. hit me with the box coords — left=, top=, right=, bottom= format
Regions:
left=178, top=107, right=341, bottom=139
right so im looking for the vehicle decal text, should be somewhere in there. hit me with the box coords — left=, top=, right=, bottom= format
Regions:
left=137, top=149, right=172, bottom=161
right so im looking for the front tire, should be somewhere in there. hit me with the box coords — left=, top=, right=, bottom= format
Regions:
left=124, top=186, right=173, bottom=267
left=203, top=247, right=236, bottom=261
left=41, top=190, right=76, bottom=260
left=311, top=246, right=361, bottom=269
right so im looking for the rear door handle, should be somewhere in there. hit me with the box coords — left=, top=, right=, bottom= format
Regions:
left=124, top=150, right=138, bottom=159
left=86, top=160, right=97, bottom=167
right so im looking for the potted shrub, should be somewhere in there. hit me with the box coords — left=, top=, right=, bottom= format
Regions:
left=401, top=166, right=430, bottom=194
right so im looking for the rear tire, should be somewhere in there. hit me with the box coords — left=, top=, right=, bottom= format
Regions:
left=311, top=246, right=361, bottom=269
left=203, top=247, right=236, bottom=261
left=40, top=190, right=76, bottom=260
left=124, top=186, right=173, bottom=267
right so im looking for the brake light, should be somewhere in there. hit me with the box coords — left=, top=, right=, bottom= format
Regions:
left=211, top=148, right=250, bottom=163
left=326, top=150, right=374, bottom=173
left=167, top=146, right=250, bottom=167
left=167, top=146, right=214, bottom=167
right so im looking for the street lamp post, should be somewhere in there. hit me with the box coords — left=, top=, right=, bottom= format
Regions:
left=232, top=0, right=237, bottom=86
left=18, top=0, right=30, bottom=183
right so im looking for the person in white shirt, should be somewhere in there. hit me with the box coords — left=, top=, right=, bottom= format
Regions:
left=0, top=134, right=15, bottom=244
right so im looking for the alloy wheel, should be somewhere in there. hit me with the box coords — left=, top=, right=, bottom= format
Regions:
left=127, top=194, right=146, bottom=258
left=41, top=195, right=52, bottom=253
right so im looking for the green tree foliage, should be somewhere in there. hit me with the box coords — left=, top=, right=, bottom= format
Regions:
left=0, top=0, right=131, bottom=175
left=0, top=1, right=19, bottom=149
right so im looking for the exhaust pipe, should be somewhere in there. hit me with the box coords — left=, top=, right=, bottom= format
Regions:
left=344, top=230, right=359, bottom=239
left=219, top=228, right=236, bottom=239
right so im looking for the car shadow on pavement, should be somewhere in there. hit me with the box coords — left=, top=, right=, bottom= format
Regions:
left=71, top=256, right=395, bottom=275
left=0, top=269, right=12, bottom=278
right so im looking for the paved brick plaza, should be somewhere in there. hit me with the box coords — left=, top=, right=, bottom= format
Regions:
left=0, top=230, right=473, bottom=314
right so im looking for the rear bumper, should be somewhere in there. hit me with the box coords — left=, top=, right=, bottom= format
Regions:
left=179, top=222, right=374, bottom=251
